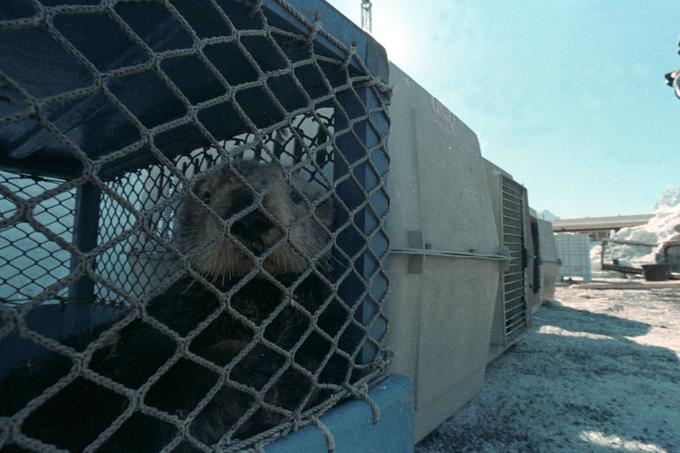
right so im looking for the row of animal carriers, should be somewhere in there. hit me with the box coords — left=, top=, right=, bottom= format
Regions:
left=386, top=65, right=558, bottom=441
left=0, top=0, right=558, bottom=451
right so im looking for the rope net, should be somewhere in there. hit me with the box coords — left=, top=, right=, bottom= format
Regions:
left=0, top=1, right=391, bottom=451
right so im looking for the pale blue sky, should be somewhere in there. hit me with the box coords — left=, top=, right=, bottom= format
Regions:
left=329, top=0, right=680, bottom=218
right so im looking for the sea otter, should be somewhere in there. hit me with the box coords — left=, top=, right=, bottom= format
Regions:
left=0, top=160, right=350, bottom=452
left=174, top=159, right=336, bottom=278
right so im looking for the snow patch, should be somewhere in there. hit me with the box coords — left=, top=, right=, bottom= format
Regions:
left=579, top=431, right=670, bottom=453
left=592, top=188, right=680, bottom=269
left=538, top=324, right=613, bottom=341
left=416, top=284, right=680, bottom=453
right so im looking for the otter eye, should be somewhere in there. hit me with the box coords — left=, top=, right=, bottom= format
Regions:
left=201, top=191, right=212, bottom=204
left=290, top=191, right=304, bottom=205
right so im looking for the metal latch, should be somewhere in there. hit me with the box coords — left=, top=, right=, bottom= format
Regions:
left=391, top=231, right=513, bottom=275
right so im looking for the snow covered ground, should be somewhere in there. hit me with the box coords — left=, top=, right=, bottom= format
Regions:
left=416, top=283, right=680, bottom=453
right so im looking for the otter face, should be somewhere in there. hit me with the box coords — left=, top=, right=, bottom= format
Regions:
left=174, top=161, right=334, bottom=278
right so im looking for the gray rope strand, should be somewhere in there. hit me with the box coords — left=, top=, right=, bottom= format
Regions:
left=311, top=416, right=336, bottom=453
left=345, top=382, right=381, bottom=424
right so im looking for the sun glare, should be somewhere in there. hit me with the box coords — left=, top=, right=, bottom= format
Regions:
left=371, top=10, right=415, bottom=66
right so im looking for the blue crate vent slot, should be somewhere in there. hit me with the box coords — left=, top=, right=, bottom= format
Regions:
left=0, top=1, right=392, bottom=451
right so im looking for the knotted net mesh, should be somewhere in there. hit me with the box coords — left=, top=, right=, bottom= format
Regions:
left=0, top=1, right=391, bottom=451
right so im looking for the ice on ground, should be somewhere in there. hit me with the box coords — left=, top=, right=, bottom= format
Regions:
left=416, top=283, right=680, bottom=453
left=591, top=187, right=680, bottom=270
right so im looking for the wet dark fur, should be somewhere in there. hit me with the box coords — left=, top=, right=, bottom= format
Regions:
left=0, top=274, right=350, bottom=452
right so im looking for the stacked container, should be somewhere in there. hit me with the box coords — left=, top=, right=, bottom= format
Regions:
left=484, top=160, right=532, bottom=361
left=537, top=219, right=560, bottom=302
left=527, top=212, right=541, bottom=313
left=385, top=64, right=507, bottom=441
left=555, top=233, right=593, bottom=281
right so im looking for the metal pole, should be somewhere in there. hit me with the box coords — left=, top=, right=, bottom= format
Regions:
left=361, top=0, right=372, bottom=32
left=69, top=182, right=101, bottom=304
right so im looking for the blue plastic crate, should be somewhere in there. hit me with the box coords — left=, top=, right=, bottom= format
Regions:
left=0, top=1, right=406, bottom=451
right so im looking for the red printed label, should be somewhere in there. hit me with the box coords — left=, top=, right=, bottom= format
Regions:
left=432, top=97, right=457, bottom=136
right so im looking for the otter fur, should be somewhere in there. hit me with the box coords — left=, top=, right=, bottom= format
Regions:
left=175, top=159, right=334, bottom=278
left=0, top=161, right=349, bottom=452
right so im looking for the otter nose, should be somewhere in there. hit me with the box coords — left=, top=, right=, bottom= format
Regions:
left=231, top=210, right=275, bottom=243
left=222, top=188, right=254, bottom=220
